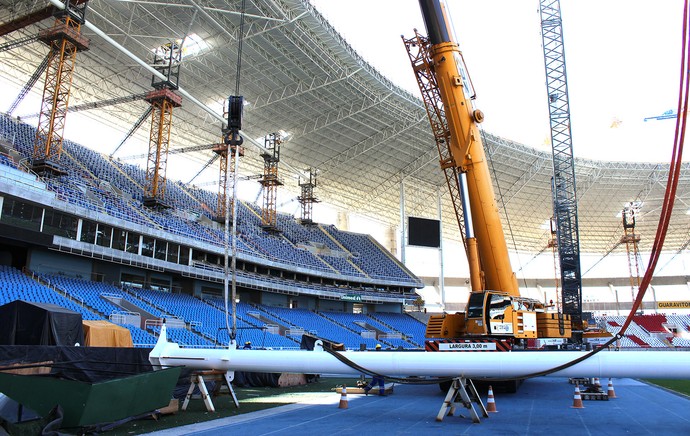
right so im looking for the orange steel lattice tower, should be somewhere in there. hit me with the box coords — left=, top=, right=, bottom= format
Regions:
left=259, top=133, right=283, bottom=231
left=32, top=0, right=90, bottom=175
left=143, top=42, right=182, bottom=208
left=620, top=206, right=642, bottom=302
left=298, top=168, right=319, bottom=225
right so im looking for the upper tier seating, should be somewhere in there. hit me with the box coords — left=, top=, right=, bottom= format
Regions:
left=1, top=113, right=416, bottom=286
left=323, top=225, right=412, bottom=281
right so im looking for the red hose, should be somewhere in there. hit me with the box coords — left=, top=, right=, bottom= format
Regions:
left=619, top=0, right=689, bottom=335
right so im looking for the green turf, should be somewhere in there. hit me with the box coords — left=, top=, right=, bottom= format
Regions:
left=100, top=377, right=358, bottom=436
left=643, top=379, right=690, bottom=397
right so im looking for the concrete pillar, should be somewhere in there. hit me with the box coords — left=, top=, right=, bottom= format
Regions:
left=387, top=225, right=398, bottom=257
left=400, top=178, right=406, bottom=265
left=337, top=211, right=349, bottom=230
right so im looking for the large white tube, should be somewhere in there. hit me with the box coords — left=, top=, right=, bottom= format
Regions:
left=149, top=325, right=690, bottom=379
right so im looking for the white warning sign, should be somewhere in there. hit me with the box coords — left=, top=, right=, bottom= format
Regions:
left=490, top=321, right=514, bottom=334
left=439, top=342, right=497, bottom=351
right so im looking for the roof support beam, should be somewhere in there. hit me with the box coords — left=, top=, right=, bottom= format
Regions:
left=47, top=0, right=306, bottom=181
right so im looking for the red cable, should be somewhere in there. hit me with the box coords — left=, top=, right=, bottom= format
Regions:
left=619, top=0, right=689, bottom=334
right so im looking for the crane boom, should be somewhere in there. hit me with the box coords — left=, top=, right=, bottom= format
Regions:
left=417, top=0, right=518, bottom=296
left=408, top=0, right=571, bottom=343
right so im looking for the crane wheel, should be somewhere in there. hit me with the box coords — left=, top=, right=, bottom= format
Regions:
left=473, top=109, right=485, bottom=123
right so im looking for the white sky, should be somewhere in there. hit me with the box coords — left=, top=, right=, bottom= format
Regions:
left=310, top=0, right=685, bottom=163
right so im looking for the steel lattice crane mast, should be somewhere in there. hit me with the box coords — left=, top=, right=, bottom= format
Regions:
left=539, top=0, right=583, bottom=332
left=32, top=0, right=90, bottom=175
left=142, top=41, right=182, bottom=209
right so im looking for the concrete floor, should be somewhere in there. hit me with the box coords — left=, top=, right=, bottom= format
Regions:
left=145, top=377, right=690, bottom=435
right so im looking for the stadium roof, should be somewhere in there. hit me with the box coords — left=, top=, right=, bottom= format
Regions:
left=1, top=0, right=689, bottom=256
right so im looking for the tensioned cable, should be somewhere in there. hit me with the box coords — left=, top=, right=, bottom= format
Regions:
left=234, top=0, right=247, bottom=96
left=224, top=0, right=247, bottom=343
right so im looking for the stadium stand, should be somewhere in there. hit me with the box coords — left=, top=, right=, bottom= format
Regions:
left=597, top=314, right=690, bottom=348
left=0, top=113, right=420, bottom=292
left=0, top=110, right=421, bottom=315
left=40, top=273, right=124, bottom=318
left=368, top=312, right=427, bottom=347
left=0, top=265, right=100, bottom=321
left=7, top=265, right=690, bottom=351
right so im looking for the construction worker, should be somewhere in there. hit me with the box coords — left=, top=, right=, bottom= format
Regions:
left=364, top=344, right=386, bottom=396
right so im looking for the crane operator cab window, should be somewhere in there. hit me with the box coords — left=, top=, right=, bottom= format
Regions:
left=466, top=292, right=486, bottom=319
left=488, top=293, right=512, bottom=321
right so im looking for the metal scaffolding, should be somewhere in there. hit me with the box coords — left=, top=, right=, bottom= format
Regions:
left=298, top=168, right=319, bottom=225
left=32, top=0, right=89, bottom=175
left=143, top=41, right=182, bottom=208
left=259, top=133, right=283, bottom=231
left=620, top=205, right=643, bottom=302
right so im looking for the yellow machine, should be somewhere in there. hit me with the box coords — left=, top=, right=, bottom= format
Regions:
left=407, top=0, right=571, bottom=345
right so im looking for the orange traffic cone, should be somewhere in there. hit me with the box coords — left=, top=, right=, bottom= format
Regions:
left=486, top=385, right=498, bottom=412
left=571, top=385, right=584, bottom=409
left=338, top=385, right=349, bottom=409
left=607, top=378, right=617, bottom=398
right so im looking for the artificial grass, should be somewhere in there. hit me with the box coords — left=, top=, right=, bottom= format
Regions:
left=643, top=379, right=690, bottom=397
left=102, top=377, right=356, bottom=436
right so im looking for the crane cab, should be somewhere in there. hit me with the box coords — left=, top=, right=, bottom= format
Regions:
left=465, top=291, right=538, bottom=339
left=424, top=291, right=571, bottom=341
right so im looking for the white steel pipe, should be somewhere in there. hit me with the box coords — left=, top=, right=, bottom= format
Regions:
left=150, top=325, right=690, bottom=379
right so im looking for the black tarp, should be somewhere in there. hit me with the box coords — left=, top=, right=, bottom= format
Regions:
left=0, top=301, right=84, bottom=347
left=0, top=345, right=152, bottom=383
left=231, top=371, right=281, bottom=388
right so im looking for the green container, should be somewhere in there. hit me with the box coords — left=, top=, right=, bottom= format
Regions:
left=0, top=367, right=181, bottom=427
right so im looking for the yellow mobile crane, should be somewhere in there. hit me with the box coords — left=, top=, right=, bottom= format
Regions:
left=405, top=0, right=571, bottom=349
